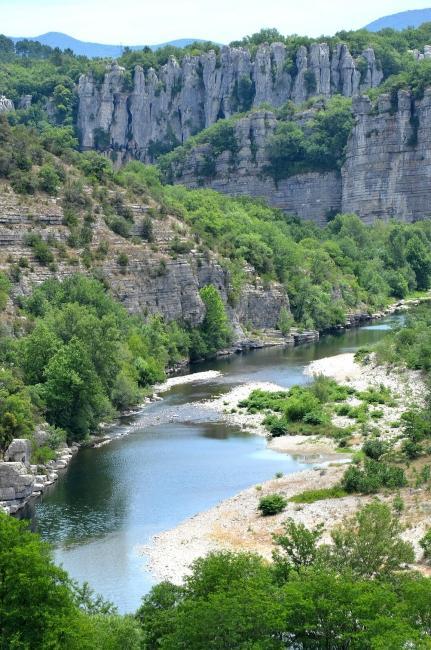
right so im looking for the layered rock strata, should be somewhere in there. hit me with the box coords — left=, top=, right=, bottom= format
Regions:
left=165, top=88, right=431, bottom=224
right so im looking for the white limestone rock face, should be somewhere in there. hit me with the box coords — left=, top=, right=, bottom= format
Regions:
left=341, top=89, right=431, bottom=223
left=0, top=96, right=14, bottom=113
left=0, top=462, right=34, bottom=501
left=4, top=439, right=32, bottom=465
left=164, top=109, right=342, bottom=224
left=77, top=43, right=383, bottom=162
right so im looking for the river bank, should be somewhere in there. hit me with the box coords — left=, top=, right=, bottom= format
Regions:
left=4, top=294, right=427, bottom=517
left=142, top=350, right=428, bottom=583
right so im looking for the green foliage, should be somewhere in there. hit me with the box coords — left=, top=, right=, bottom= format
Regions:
left=376, top=305, right=431, bottom=370
left=190, top=285, right=232, bottom=360
left=419, top=528, right=431, bottom=561
left=328, top=501, right=415, bottom=579
left=277, top=305, right=293, bottom=335
left=258, top=493, right=287, bottom=516
left=342, top=458, right=407, bottom=494
left=0, top=272, right=10, bottom=311
left=289, top=486, right=348, bottom=503
left=37, top=163, right=61, bottom=194
left=266, top=96, right=355, bottom=181
left=240, top=378, right=351, bottom=437
left=362, top=438, right=388, bottom=460
left=0, top=368, right=36, bottom=451
left=25, top=233, right=55, bottom=265
left=11, top=276, right=193, bottom=440
left=143, top=177, right=431, bottom=329
left=31, top=444, right=56, bottom=464
left=272, top=518, right=323, bottom=579
left=138, top=502, right=426, bottom=649
left=0, top=513, right=77, bottom=648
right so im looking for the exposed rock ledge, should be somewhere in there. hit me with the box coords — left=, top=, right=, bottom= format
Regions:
left=0, top=438, right=78, bottom=515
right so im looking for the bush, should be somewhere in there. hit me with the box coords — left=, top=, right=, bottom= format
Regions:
left=38, top=164, right=61, bottom=195
left=258, top=493, right=287, bottom=516
left=10, top=170, right=36, bottom=194
left=277, top=306, right=293, bottom=335
left=283, top=389, right=320, bottom=422
left=117, top=253, right=129, bottom=267
left=419, top=529, right=431, bottom=562
left=25, top=234, right=54, bottom=266
left=109, top=216, right=131, bottom=238
left=31, top=445, right=56, bottom=464
left=342, top=459, right=407, bottom=495
left=362, top=439, right=388, bottom=460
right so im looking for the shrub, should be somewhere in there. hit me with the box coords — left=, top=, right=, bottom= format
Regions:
left=310, top=375, right=353, bottom=403
left=289, top=487, right=348, bottom=504
left=38, top=164, right=61, bottom=195
left=25, top=234, right=54, bottom=266
left=141, top=216, right=154, bottom=242
left=342, top=459, right=407, bottom=495
left=46, top=425, right=67, bottom=450
left=277, top=306, right=293, bottom=335
left=31, top=445, right=56, bottom=464
left=419, top=529, right=431, bottom=561
left=258, top=493, right=287, bottom=516
left=117, top=253, right=129, bottom=267
left=10, top=170, right=36, bottom=194
left=362, top=439, right=388, bottom=460
left=109, top=216, right=131, bottom=238
left=262, top=414, right=290, bottom=437
left=283, top=390, right=320, bottom=422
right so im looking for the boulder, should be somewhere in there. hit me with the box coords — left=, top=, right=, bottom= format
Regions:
left=0, top=462, right=34, bottom=502
left=5, top=439, right=32, bottom=465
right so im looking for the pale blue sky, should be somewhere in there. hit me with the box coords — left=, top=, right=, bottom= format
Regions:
left=0, top=0, right=430, bottom=45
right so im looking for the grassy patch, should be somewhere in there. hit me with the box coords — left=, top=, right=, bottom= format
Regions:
left=289, top=487, right=348, bottom=503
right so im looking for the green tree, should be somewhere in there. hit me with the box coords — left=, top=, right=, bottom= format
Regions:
left=272, top=518, right=323, bottom=581
left=42, top=338, right=112, bottom=438
left=327, top=501, right=414, bottom=578
left=198, top=285, right=232, bottom=357
left=0, top=513, right=77, bottom=648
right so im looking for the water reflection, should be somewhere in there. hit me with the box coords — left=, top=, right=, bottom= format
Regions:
left=21, top=314, right=402, bottom=612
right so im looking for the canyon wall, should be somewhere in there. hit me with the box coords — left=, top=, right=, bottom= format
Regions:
left=0, top=184, right=287, bottom=333
left=77, top=43, right=382, bottom=162
left=341, top=89, right=431, bottom=222
left=164, top=109, right=341, bottom=224
left=163, top=89, right=431, bottom=224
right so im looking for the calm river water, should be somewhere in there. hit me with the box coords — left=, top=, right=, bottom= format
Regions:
left=22, top=315, right=401, bottom=612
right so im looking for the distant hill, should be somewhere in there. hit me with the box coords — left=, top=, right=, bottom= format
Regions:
left=365, top=8, right=431, bottom=31
left=11, top=32, right=211, bottom=58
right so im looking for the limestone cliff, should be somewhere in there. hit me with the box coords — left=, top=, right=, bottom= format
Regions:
left=0, top=181, right=288, bottom=334
left=163, top=108, right=341, bottom=225
left=161, top=88, right=431, bottom=225
left=77, top=43, right=382, bottom=162
left=341, top=89, right=431, bottom=222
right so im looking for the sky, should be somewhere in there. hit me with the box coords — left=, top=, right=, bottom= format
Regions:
left=0, top=0, right=430, bottom=45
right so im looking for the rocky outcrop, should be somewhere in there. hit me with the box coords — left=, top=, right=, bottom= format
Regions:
left=164, top=108, right=341, bottom=224
left=341, top=89, right=431, bottom=222
left=0, top=438, right=78, bottom=514
left=0, top=462, right=34, bottom=501
left=164, top=87, right=431, bottom=225
left=0, top=184, right=288, bottom=333
left=4, top=439, right=32, bottom=464
left=77, top=43, right=383, bottom=162
left=0, top=96, right=14, bottom=113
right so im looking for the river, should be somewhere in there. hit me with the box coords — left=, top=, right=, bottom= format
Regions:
left=22, top=315, right=401, bottom=612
